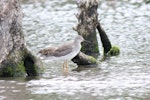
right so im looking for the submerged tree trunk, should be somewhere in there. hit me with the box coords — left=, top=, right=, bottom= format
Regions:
left=72, top=0, right=100, bottom=65
left=0, top=0, right=43, bottom=77
left=72, top=0, right=112, bottom=65
left=73, top=0, right=99, bottom=57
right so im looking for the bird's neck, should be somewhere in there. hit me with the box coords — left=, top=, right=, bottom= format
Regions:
left=74, top=40, right=81, bottom=51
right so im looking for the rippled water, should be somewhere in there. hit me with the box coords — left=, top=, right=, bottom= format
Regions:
left=0, top=0, right=150, bottom=100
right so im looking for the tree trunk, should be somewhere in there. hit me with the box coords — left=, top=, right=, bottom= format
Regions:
left=72, top=0, right=100, bottom=65
left=72, top=0, right=113, bottom=65
left=73, top=0, right=99, bottom=57
left=0, top=0, right=43, bottom=77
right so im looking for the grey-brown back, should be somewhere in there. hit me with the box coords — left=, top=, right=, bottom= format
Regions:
left=52, top=43, right=73, bottom=57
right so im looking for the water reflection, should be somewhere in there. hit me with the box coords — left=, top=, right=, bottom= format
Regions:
left=0, top=0, right=150, bottom=100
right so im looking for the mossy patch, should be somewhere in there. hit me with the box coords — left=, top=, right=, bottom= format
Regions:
left=87, top=56, right=97, bottom=64
left=0, top=66, right=13, bottom=77
left=81, top=42, right=99, bottom=56
left=0, top=61, right=26, bottom=77
left=94, top=44, right=99, bottom=53
left=0, top=44, right=43, bottom=77
left=107, top=45, right=120, bottom=56
left=15, top=61, right=26, bottom=77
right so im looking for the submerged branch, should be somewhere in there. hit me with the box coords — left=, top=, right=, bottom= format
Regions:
left=97, top=22, right=112, bottom=54
left=72, top=52, right=97, bottom=65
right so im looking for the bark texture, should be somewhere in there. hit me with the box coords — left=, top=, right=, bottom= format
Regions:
left=73, top=0, right=99, bottom=56
left=72, top=0, right=114, bottom=65
left=72, top=0, right=99, bottom=65
left=0, top=0, right=43, bottom=77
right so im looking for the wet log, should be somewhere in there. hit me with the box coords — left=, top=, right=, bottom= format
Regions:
left=72, top=52, right=97, bottom=65
left=0, top=0, right=43, bottom=77
left=96, top=19, right=120, bottom=61
left=97, top=21, right=120, bottom=60
left=97, top=22, right=112, bottom=54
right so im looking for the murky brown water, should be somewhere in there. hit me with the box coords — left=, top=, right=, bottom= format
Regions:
left=0, top=0, right=150, bottom=100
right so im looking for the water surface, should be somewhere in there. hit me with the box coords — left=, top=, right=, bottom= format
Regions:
left=0, top=0, right=150, bottom=100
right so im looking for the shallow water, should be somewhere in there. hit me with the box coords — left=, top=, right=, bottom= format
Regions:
left=0, top=0, right=150, bottom=100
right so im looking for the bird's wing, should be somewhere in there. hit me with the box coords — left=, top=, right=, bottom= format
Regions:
left=39, top=47, right=57, bottom=56
left=53, top=43, right=74, bottom=57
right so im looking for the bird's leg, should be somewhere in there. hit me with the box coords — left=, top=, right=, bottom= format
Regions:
left=64, top=60, right=67, bottom=69
left=62, top=61, right=65, bottom=70
left=66, top=61, right=68, bottom=72
left=64, top=60, right=68, bottom=74
left=62, top=61, right=67, bottom=72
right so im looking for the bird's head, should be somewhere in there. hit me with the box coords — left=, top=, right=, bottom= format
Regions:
left=76, top=35, right=84, bottom=43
